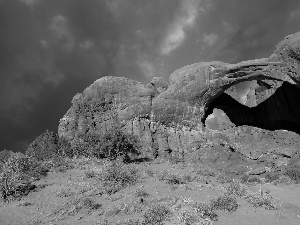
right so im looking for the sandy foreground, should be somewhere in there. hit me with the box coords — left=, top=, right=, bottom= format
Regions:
left=0, top=159, right=299, bottom=225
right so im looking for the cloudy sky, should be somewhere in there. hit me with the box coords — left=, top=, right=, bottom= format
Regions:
left=1, top=0, right=300, bottom=152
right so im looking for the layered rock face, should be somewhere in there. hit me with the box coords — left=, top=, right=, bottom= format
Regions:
left=58, top=31, right=300, bottom=175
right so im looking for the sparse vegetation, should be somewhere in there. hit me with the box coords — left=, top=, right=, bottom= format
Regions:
left=210, top=195, right=239, bottom=213
left=191, top=201, right=218, bottom=221
left=156, top=170, right=192, bottom=185
left=284, top=168, right=300, bottom=183
left=98, top=160, right=140, bottom=195
left=245, top=189, right=278, bottom=210
left=25, top=130, right=59, bottom=161
left=0, top=149, right=13, bottom=165
left=225, top=180, right=248, bottom=198
left=134, top=188, right=150, bottom=198
left=216, top=173, right=233, bottom=184
left=49, top=196, right=102, bottom=221
left=0, top=152, right=47, bottom=201
left=140, top=204, right=172, bottom=225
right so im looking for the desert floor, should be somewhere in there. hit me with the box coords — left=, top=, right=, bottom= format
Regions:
left=0, top=158, right=300, bottom=225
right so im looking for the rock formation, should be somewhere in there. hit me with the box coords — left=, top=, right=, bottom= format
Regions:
left=58, top=31, right=300, bottom=176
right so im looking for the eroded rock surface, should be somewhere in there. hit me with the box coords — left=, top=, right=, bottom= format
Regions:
left=58, top=31, right=300, bottom=175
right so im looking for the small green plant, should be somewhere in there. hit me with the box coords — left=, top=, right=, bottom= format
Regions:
left=245, top=189, right=277, bottom=210
left=210, top=195, right=239, bottom=213
left=98, top=160, right=140, bottom=195
left=140, top=204, right=172, bottom=225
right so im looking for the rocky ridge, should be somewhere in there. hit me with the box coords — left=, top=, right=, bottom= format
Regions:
left=58, top=31, right=300, bottom=176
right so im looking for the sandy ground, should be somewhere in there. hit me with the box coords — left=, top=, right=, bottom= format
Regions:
left=0, top=159, right=300, bottom=225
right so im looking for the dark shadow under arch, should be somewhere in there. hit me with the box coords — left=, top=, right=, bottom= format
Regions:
left=203, top=82, right=300, bottom=134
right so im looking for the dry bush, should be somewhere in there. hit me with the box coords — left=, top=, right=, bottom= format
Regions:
left=225, top=180, right=249, bottom=198
left=245, top=189, right=278, bottom=210
left=134, top=188, right=150, bottom=198
left=0, top=152, right=47, bottom=200
left=49, top=196, right=102, bottom=221
left=144, top=168, right=154, bottom=177
left=191, top=202, right=218, bottom=221
left=98, top=160, right=140, bottom=195
left=116, top=198, right=146, bottom=215
left=264, top=173, right=281, bottom=183
left=56, top=188, right=76, bottom=198
left=140, top=204, right=172, bottom=225
left=115, top=218, right=140, bottom=225
left=0, top=149, right=13, bottom=165
left=84, top=169, right=98, bottom=178
left=284, top=168, right=300, bottom=184
left=210, top=195, right=239, bottom=213
left=176, top=210, right=214, bottom=225
left=272, top=175, right=292, bottom=185
left=215, top=173, right=233, bottom=184
left=156, top=171, right=192, bottom=185
left=25, top=130, right=58, bottom=161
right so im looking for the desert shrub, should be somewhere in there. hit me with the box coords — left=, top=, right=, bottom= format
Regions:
left=84, top=169, right=98, bottom=178
left=25, top=130, right=58, bottom=161
left=98, top=160, right=140, bottom=195
left=52, top=157, right=75, bottom=173
left=284, top=168, right=300, bottom=183
left=156, top=171, right=188, bottom=185
left=56, top=136, right=73, bottom=158
left=50, top=196, right=102, bottom=220
left=194, top=167, right=216, bottom=177
left=177, top=210, right=199, bottom=225
left=273, top=175, right=292, bottom=185
left=239, top=175, right=261, bottom=184
left=0, top=153, right=45, bottom=200
left=91, top=126, right=142, bottom=162
left=140, top=204, right=172, bottom=225
left=191, top=202, right=218, bottom=221
left=115, top=218, right=140, bottom=225
left=134, top=188, right=150, bottom=198
left=118, top=198, right=146, bottom=215
left=145, top=168, right=154, bottom=177
left=225, top=180, right=248, bottom=198
left=176, top=210, right=214, bottom=225
left=245, top=189, right=277, bottom=210
left=264, top=173, right=281, bottom=183
left=216, top=173, right=232, bottom=184
left=210, top=195, right=239, bottom=213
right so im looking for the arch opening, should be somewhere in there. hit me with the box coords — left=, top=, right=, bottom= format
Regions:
left=204, top=81, right=300, bottom=134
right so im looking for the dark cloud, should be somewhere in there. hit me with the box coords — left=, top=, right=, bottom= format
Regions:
left=1, top=0, right=300, bottom=151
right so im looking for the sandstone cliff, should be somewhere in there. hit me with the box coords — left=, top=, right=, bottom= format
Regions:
left=58, top=31, right=300, bottom=175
